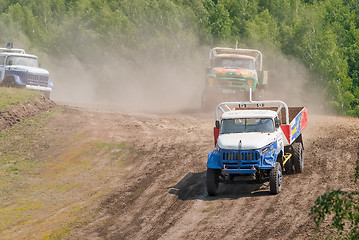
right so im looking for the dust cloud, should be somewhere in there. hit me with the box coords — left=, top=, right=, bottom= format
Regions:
left=263, top=49, right=328, bottom=114
left=48, top=47, right=207, bottom=113
left=46, top=42, right=327, bottom=114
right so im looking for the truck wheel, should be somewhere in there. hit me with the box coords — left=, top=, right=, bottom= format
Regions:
left=201, top=93, right=209, bottom=111
left=269, top=162, right=282, bottom=194
left=206, top=169, right=220, bottom=196
left=201, top=90, right=216, bottom=111
left=293, top=142, right=304, bottom=173
left=2, top=76, right=15, bottom=88
left=284, top=159, right=293, bottom=174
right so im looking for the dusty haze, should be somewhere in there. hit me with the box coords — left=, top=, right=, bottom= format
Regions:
left=264, top=50, right=327, bottom=114
left=48, top=48, right=207, bottom=112
left=46, top=44, right=326, bottom=114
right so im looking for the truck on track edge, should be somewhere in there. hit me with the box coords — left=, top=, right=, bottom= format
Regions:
left=0, top=42, right=53, bottom=98
left=206, top=98, right=307, bottom=195
left=201, top=47, right=268, bottom=110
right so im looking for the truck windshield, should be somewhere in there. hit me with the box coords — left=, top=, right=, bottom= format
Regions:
left=6, top=56, right=38, bottom=67
left=221, top=118, right=274, bottom=133
left=214, top=57, right=254, bottom=70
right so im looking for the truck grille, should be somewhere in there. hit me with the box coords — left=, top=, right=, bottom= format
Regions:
left=221, top=149, right=260, bottom=169
left=27, top=74, right=49, bottom=87
left=217, top=77, right=246, bottom=88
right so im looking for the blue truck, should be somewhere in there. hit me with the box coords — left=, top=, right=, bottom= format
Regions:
left=206, top=99, right=308, bottom=195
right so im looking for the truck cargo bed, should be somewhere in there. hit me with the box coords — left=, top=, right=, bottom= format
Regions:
left=214, top=101, right=307, bottom=146
left=242, top=106, right=308, bottom=144
left=280, top=107, right=307, bottom=145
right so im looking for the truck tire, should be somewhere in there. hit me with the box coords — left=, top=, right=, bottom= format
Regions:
left=284, top=159, right=293, bottom=174
left=269, top=162, right=282, bottom=194
left=201, top=93, right=210, bottom=111
left=284, top=146, right=293, bottom=174
left=201, top=91, right=218, bottom=112
left=2, top=76, right=16, bottom=88
left=201, top=87, right=217, bottom=112
left=292, top=142, right=304, bottom=173
left=206, top=169, right=220, bottom=196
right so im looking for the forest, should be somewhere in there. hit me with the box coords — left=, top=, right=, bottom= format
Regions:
left=0, top=0, right=358, bottom=116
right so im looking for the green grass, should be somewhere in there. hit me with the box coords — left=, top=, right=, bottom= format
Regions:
left=0, top=87, right=41, bottom=111
left=134, top=187, right=144, bottom=196
left=202, top=202, right=214, bottom=213
left=0, top=109, right=60, bottom=178
left=94, top=141, right=127, bottom=160
left=0, top=120, right=131, bottom=238
left=0, top=91, right=135, bottom=238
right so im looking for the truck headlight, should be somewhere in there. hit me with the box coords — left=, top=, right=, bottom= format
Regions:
left=216, top=69, right=225, bottom=74
left=238, top=69, right=254, bottom=76
left=247, top=79, right=253, bottom=87
left=262, top=147, right=270, bottom=154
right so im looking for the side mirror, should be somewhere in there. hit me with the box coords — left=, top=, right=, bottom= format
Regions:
left=275, top=118, right=280, bottom=128
left=6, top=42, right=13, bottom=49
left=215, top=120, right=220, bottom=129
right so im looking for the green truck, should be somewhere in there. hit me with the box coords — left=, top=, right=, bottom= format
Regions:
left=201, top=47, right=268, bottom=109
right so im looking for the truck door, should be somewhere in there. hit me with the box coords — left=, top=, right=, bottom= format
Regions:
left=274, top=117, right=284, bottom=151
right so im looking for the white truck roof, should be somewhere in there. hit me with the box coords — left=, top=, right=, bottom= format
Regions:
left=221, top=109, right=277, bottom=120
left=0, top=52, right=37, bottom=58
left=214, top=54, right=256, bottom=61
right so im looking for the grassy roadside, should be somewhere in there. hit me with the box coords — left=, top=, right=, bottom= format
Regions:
left=0, top=90, right=132, bottom=239
left=0, top=87, right=41, bottom=111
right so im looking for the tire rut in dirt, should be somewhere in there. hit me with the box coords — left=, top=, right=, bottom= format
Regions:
left=93, top=140, right=208, bottom=239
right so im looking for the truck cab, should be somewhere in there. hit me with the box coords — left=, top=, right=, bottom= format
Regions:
left=0, top=43, right=53, bottom=98
left=217, top=109, right=283, bottom=169
left=208, top=54, right=258, bottom=93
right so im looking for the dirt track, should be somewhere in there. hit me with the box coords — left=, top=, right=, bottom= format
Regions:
left=44, top=106, right=357, bottom=239
left=1, top=103, right=358, bottom=239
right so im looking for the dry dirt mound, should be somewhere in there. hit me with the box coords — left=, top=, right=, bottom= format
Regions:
left=0, top=96, right=55, bottom=130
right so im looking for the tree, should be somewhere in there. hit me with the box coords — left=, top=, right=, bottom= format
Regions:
left=206, top=2, right=232, bottom=42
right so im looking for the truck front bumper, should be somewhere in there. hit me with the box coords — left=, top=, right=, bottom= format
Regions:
left=26, top=85, right=53, bottom=92
left=223, top=168, right=256, bottom=174
left=207, top=148, right=278, bottom=174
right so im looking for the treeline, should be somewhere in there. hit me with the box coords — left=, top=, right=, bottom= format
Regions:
left=0, top=0, right=358, bottom=116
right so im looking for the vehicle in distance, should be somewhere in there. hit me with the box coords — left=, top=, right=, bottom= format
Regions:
left=0, top=42, right=53, bottom=98
left=202, top=47, right=268, bottom=110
